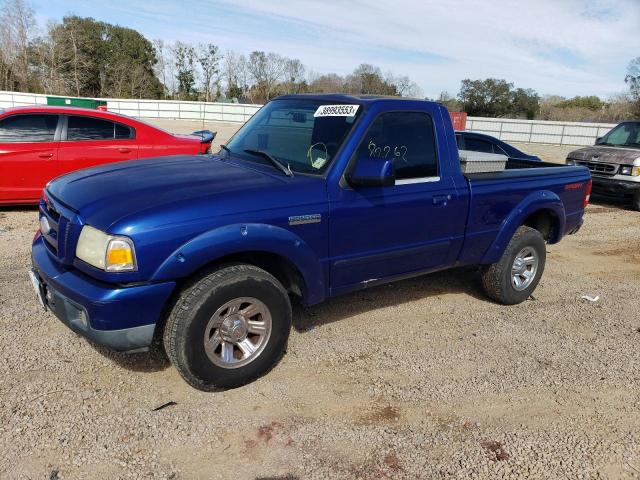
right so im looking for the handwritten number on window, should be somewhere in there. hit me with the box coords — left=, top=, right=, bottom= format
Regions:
left=367, top=140, right=407, bottom=161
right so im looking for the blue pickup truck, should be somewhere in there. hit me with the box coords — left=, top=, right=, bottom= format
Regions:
left=30, top=95, right=591, bottom=390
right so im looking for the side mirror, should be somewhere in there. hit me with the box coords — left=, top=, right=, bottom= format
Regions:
left=595, top=136, right=603, bottom=145
left=346, top=157, right=395, bottom=188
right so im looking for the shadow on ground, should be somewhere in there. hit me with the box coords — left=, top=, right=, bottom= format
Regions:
left=291, top=266, right=486, bottom=333
left=98, top=266, right=486, bottom=373
left=590, top=194, right=636, bottom=211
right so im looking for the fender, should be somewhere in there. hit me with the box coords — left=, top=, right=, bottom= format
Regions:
left=150, top=223, right=326, bottom=305
left=481, top=190, right=565, bottom=265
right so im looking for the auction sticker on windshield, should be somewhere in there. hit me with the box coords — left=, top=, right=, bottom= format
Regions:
left=314, top=104, right=359, bottom=117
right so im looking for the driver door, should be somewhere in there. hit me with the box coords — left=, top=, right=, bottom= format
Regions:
left=328, top=110, right=466, bottom=292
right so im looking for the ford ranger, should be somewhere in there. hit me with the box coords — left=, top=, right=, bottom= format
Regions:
left=30, top=95, right=591, bottom=390
left=566, top=121, right=640, bottom=210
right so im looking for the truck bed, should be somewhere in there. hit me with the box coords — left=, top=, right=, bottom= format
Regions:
left=464, top=159, right=580, bottom=181
left=458, top=159, right=591, bottom=265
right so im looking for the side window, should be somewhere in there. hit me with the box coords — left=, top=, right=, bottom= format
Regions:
left=115, top=123, right=134, bottom=140
left=464, top=137, right=493, bottom=153
left=67, top=116, right=134, bottom=141
left=455, top=133, right=463, bottom=149
left=0, top=114, right=57, bottom=142
left=355, top=111, right=438, bottom=180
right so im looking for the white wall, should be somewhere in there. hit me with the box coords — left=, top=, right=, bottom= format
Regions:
left=0, top=91, right=261, bottom=124
left=0, top=90, right=618, bottom=146
left=466, top=116, right=616, bottom=147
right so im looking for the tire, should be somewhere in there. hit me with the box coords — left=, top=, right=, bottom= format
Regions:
left=164, top=264, right=292, bottom=391
left=481, top=226, right=546, bottom=305
left=631, top=191, right=640, bottom=212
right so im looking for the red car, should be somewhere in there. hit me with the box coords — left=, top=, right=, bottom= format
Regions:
left=0, top=106, right=215, bottom=205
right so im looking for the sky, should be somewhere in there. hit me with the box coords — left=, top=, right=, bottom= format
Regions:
left=28, top=0, right=640, bottom=99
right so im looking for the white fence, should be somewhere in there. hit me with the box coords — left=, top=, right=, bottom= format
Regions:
left=0, top=90, right=617, bottom=146
left=0, top=91, right=261, bottom=124
left=466, top=117, right=616, bottom=147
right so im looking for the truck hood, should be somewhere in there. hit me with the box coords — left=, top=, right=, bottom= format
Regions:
left=567, top=145, right=640, bottom=165
left=47, top=155, right=290, bottom=230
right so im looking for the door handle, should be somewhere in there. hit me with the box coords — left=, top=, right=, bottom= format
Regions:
left=118, top=148, right=131, bottom=154
left=38, top=153, right=54, bottom=159
left=432, top=194, right=451, bottom=206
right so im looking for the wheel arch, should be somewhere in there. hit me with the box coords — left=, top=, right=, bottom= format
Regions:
left=150, top=223, right=326, bottom=306
left=481, top=190, right=565, bottom=265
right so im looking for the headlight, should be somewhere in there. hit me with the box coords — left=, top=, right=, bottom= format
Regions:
left=620, top=166, right=640, bottom=176
left=76, top=225, right=137, bottom=272
left=566, top=158, right=576, bottom=165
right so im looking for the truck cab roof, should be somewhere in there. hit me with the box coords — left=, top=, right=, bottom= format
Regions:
left=274, top=93, right=433, bottom=106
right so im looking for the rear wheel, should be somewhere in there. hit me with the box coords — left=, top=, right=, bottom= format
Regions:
left=164, top=264, right=292, bottom=391
left=481, top=226, right=546, bottom=305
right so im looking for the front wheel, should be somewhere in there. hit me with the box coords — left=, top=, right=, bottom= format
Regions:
left=631, top=191, right=640, bottom=212
left=164, top=264, right=292, bottom=391
left=481, top=226, right=546, bottom=305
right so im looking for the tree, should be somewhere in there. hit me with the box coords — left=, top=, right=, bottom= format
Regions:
left=511, top=88, right=540, bottom=119
left=0, top=0, right=36, bottom=91
left=309, top=73, right=344, bottom=93
left=282, top=58, right=306, bottom=94
left=437, top=91, right=462, bottom=111
left=346, top=64, right=398, bottom=95
left=104, top=24, right=163, bottom=98
left=626, top=57, right=640, bottom=117
left=390, top=74, right=422, bottom=98
left=40, top=16, right=162, bottom=98
left=153, top=39, right=174, bottom=98
left=458, top=78, right=513, bottom=117
left=557, top=95, right=604, bottom=111
left=223, top=50, right=249, bottom=101
left=174, top=41, right=196, bottom=100
left=197, top=43, right=220, bottom=102
left=247, top=51, right=286, bottom=103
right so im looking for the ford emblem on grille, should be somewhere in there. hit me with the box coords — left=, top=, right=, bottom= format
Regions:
left=40, top=216, right=51, bottom=235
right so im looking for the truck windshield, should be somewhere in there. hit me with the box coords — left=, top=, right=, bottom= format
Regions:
left=224, top=99, right=362, bottom=174
left=598, top=122, right=640, bottom=147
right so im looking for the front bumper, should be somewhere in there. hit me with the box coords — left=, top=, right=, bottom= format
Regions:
left=31, top=236, right=176, bottom=352
left=591, top=176, right=640, bottom=197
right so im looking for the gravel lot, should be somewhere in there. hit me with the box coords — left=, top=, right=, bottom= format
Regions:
left=1, top=133, right=640, bottom=479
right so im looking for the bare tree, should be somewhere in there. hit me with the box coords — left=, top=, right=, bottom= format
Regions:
left=173, top=41, right=197, bottom=100
left=247, top=51, right=286, bottom=102
left=283, top=58, right=306, bottom=94
left=309, top=73, right=344, bottom=93
left=390, top=74, right=422, bottom=98
left=0, top=0, right=36, bottom=91
left=197, top=43, right=220, bottom=102
left=153, top=39, right=173, bottom=98
left=223, top=50, right=250, bottom=101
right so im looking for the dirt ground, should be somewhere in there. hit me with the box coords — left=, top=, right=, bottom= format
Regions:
left=1, top=133, right=640, bottom=479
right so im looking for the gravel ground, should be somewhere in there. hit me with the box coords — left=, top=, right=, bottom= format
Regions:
left=1, top=138, right=640, bottom=479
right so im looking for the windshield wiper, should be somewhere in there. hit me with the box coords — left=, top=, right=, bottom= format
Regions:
left=243, top=149, right=293, bottom=177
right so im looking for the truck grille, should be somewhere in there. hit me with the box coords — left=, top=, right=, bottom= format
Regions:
left=40, top=198, right=70, bottom=259
left=575, top=160, right=618, bottom=176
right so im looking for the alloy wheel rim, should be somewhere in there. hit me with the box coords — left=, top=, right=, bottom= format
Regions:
left=511, top=246, right=538, bottom=291
left=203, top=297, right=272, bottom=369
